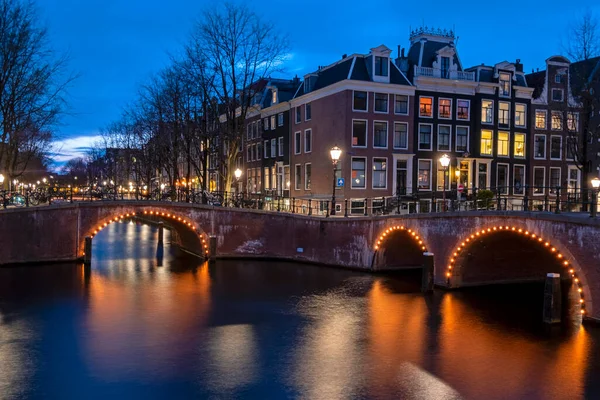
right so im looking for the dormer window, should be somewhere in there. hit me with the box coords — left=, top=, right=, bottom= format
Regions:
left=441, top=57, right=450, bottom=79
left=499, top=72, right=511, bottom=97
left=374, top=56, right=388, bottom=77
left=272, top=90, right=277, bottom=105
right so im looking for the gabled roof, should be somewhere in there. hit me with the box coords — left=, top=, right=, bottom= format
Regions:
left=525, top=70, right=546, bottom=98
left=525, top=56, right=600, bottom=99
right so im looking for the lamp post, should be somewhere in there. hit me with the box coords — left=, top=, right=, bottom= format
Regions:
left=439, top=154, right=450, bottom=212
left=0, top=174, right=4, bottom=190
left=329, top=146, right=342, bottom=216
left=591, top=177, right=600, bottom=217
left=234, top=168, right=242, bottom=195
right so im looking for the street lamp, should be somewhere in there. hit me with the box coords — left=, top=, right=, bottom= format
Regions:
left=0, top=174, right=4, bottom=189
left=234, top=168, right=242, bottom=194
left=591, top=177, right=600, bottom=217
left=439, top=154, right=450, bottom=212
left=330, top=146, right=342, bottom=216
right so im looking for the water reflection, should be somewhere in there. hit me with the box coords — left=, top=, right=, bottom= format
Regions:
left=0, top=220, right=597, bottom=398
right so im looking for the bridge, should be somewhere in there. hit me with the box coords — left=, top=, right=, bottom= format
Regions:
left=1, top=201, right=599, bottom=322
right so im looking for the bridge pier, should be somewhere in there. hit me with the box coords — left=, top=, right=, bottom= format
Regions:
left=543, top=273, right=561, bottom=324
left=83, top=236, right=92, bottom=265
left=209, top=235, right=217, bottom=262
left=421, top=252, right=434, bottom=293
left=156, top=222, right=164, bottom=266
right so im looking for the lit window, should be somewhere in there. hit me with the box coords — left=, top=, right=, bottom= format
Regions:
left=499, top=72, right=511, bottom=96
left=439, top=99, right=451, bottom=119
left=566, top=137, right=577, bottom=160
left=555, top=74, right=562, bottom=84
left=480, top=130, right=493, bottom=156
left=393, top=122, right=408, bottom=149
left=353, top=91, right=367, bottom=111
left=498, top=102, right=510, bottom=126
left=374, top=93, right=388, bottom=113
left=567, top=112, right=579, bottom=131
left=272, top=90, right=277, bottom=104
left=551, top=111, right=563, bottom=130
left=515, top=104, right=526, bottom=127
left=418, top=124, right=432, bottom=150
left=418, top=160, right=432, bottom=190
left=535, top=110, right=546, bottom=129
left=457, top=100, right=470, bottom=120
left=497, top=131, right=509, bottom=156
left=351, top=158, right=366, bottom=188
left=373, top=122, right=388, bottom=148
left=514, top=133, right=525, bottom=158
left=304, top=164, right=311, bottom=190
left=534, top=135, right=546, bottom=159
left=419, top=97, right=433, bottom=117
left=352, top=120, right=367, bottom=147
left=481, top=100, right=493, bottom=124
left=264, top=117, right=269, bottom=130
left=549, top=168, right=561, bottom=192
left=372, top=158, right=387, bottom=189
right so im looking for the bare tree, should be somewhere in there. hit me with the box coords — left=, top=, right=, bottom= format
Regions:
left=563, top=9, right=600, bottom=61
left=0, top=0, right=74, bottom=181
left=188, top=2, right=288, bottom=192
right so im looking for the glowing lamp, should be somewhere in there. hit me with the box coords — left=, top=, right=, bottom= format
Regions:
left=439, top=154, right=450, bottom=168
left=234, top=168, right=242, bottom=179
left=592, top=177, right=600, bottom=189
left=330, top=146, right=342, bottom=163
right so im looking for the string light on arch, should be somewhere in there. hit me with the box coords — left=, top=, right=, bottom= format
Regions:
left=445, top=226, right=586, bottom=315
left=373, top=225, right=427, bottom=252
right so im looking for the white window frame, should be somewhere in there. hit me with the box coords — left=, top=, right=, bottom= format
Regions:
left=352, top=119, right=368, bottom=148
left=294, top=164, right=301, bottom=190
left=437, top=124, right=452, bottom=152
left=264, top=139, right=269, bottom=158
left=393, top=122, right=408, bottom=150
left=533, top=134, right=547, bottom=160
left=352, top=90, right=368, bottom=112
left=498, top=101, right=511, bottom=127
left=550, top=135, right=562, bottom=160
left=551, top=111, right=563, bottom=131
left=480, top=129, right=493, bottom=157
left=278, top=137, right=284, bottom=157
left=513, top=164, right=526, bottom=196
left=305, top=102, right=312, bottom=121
left=455, top=125, right=470, bottom=153
left=555, top=74, right=562, bottom=84
left=567, top=112, right=579, bottom=132
left=497, top=131, right=510, bottom=158
left=394, top=94, right=409, bottom=115
left=513, top=132, right=526, bottom=159
left=271, top=138, right=276, bottom=157
left=270, top=115, right=276, bottom=130
left=264, top=117, right=269, bottom=130
left=549, top=167, right=562, bottom=195
left=418, top=123, right=433, bottom=151
left=515, top=103, right=527, bottom=128
left=277, top=113, right=284, bottom=127
left=294, top=131, right=301, bottom=155
left=552, top=88, right=564, bottom=102
left=373, top=120, right=388, bottom=149
left=456, top=99, right=470, bottom=121
left=304, top=163, right=311, bottom=190
left=496, top=163, right=510, bottom=192
left=419, top=96, right=434, bottom=118
left=481, top=99, right=494, bottom=125
left=417, top=159, right=433, bottom=191
left=304, top=129, right=312, bottom=153
left=535, top=109, right=547, bottom=130
left=499, top=72, right=511, bottom=97
left=372, top=157, right=388, bottom=190
left=533, top=167, right=546, bottom=195
left=438, top=98, right=452, bottom=120
left=351, top=156, right=367, bottom=189
left=374, top=93, right=389, bottom=114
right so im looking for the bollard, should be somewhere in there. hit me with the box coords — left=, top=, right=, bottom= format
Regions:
left=421, top=252, right=434, bottom=293
left=209, top=235, right=217, bottom=262
left=83, top=236, right=92, bottom=265
left=543, top=273, right=561, bottom=324
left=344, top=199, right=348, bottom=217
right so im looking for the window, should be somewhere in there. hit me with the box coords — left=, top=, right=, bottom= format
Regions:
left=499, top=72, right=511, bottom=97
left=278, top=137, right=284, bottom=156
left=513, top=165, right=525, bottom=195
left=534, top=135, right=546, bottom=159
left=555, top=74, right=562, bottom=83
left=277, top=113, right=283, bottom=126
left=253, top=122, right=258, bottom=138
left=257, top=143, right=261, bottom=160
left=294, top=132, right=301, bottom=154
left=418, top=160, right=432, bottom=190
left=441, top=56, right=450, bottom=79
left=515, top=104, right=526, bottom=127
left=373, top=121, right=388, bottom=148
left=549, top=168, right=561, bottom=193
left=568, top=166, right=580, bottom=192
left=304, top=164, right=311, bottom=190
left=395, top=95, right=408, bottom=114
left=535, top=110, right=546, bottom=129
left=272, top=90, right=277, bottom=104
left=247, top=124, right=252, bottom=140
left=264, top=117, right=269, bottom=130
left=352, top=120, right=367, bottom=147
left=350, top=199, right=366, bottom=215
left=551, top=111, right=563, bottom=130
left=456, top=126, right=469, bottom=152
left=247, top=145, right=252, bottom=162
left=304, top=129, right=312, bottom=153
left=550, top=136, right=562, bottom=160
left=271, top=138, right=276, bottom=157
left=353, top=91, right=367, bottom=111
left=374, top=56, right=388, bottom=76
left=514, top=133, right=525, bottom=158
left=305, top=103, right=312, bottom=120
left=480, top=130, right=493, bottom=156
left=439, top=98, right=452, bottom=119
left=498, top=102, right=510, bottom=126
left=438, top=164, right=450, bottom=191
left=393, top=122, right=408, bottom=149
left=438, top=125, right=451, bottom=151
left=497, top=131, right=509, bottom=157
left=533, top=167, right=545, bottom=194
left=270, top=115, right=276, bottom=130
left=567, top=112, right=579, bottom=131
left=497, top=164, right=508, bottom=193
left=457, top=99, right=470, bottom=120
left=264, top=167, right=270, bottom=190
left=566, top=137, right=577, bottom=160
left=419, top=97, right=433, bottom=117
left=264, top=140, right=269, bottom=158
left=552, top=88, right=563, bottom=102
left=478, top=163, right=488, bottom=190
left=295, top=107, right=301, bottom=123
left=372, top=158, right=387, bottom=189
left=481, top=100, right=493, bottom=124
left=418, top=124, right=432, bottom=150
left=374, top=93, right=388, bottom=113
left=294, top=165, right=301, bottom=190
left=351, top=158, right=366, bottom=188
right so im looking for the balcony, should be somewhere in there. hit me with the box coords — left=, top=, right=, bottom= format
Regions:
left=414, top=66, right=475, bottom=81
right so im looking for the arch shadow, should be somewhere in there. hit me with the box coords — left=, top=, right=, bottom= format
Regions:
left=371, top=225, right=428, bottom=271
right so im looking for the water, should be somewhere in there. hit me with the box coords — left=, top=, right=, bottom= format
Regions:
left=0, top=220, right=599, bottom=399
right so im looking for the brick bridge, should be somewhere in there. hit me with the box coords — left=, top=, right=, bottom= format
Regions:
left=1, top=201, right=599, bottom=321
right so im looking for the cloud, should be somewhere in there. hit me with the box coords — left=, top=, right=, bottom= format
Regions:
left=51, top=134, right=103, bottom=163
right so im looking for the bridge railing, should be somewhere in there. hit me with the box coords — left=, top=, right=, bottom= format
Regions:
left=1, top=185, right=599, bottom=217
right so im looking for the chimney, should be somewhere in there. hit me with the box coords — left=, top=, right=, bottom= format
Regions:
left=537, top=68, right=539, bottom=72
left=342, top=54, right=347, bottom=59
left=515, top=58, right=523, bottom=72
left=394, top=46, right=409, bottom=74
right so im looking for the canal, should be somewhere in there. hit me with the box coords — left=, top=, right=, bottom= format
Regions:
left=0, top=219, right=599, bottom=399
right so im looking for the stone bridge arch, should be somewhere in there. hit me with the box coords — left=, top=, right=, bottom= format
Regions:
left=444, top=223, right=590, bottom=317
left=371, top=224, right=429, bottom=270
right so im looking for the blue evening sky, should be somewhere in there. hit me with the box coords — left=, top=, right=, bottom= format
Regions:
left=43, top=0, right=600, bottom=165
